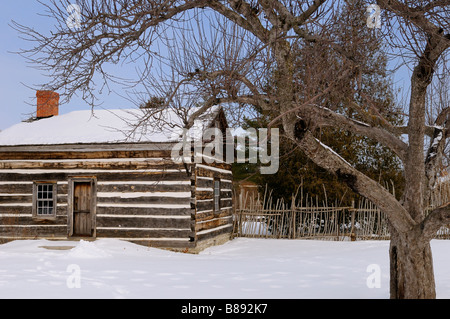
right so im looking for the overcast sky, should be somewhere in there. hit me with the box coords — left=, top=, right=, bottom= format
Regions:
left=0, top=2, right=413, bottom=132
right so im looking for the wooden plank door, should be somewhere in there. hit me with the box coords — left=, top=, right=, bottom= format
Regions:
left=73, top=182, right=92, bottom=237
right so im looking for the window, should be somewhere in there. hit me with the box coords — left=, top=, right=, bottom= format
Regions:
left=214, top=179, right=220, bottom=213
left=33, top=182, right=57, bottom=218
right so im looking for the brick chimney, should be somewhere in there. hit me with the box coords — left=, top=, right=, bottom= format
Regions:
left=36, top=90, right=59, bottom=118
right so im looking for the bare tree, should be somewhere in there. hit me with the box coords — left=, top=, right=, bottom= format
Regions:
left=13, top=0, right=449, bottom=298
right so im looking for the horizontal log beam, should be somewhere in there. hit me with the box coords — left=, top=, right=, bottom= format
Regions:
left=96, top=228, right=193, bottom=239
left=125, top=239, right=195, bottom=249
left=0, top=171, right=191, bottom=182
left=97, top=196, right=191, bottom=205
left=0, top=160, right=183, bottom=171
left=96, top=206, right=192, bottom=216
left=196, top=224, right=233, bottom=242
left=0, top=225, right=67, bottom=237
left=0, top=215, right=67, bottom=225
left=0, top=150, right=175, bottom=160
left=98, top=183, right=191, bottom=193
left=0, top=206, right=67, bottom=215
left=195, top=216, right=233, bottom=232
left=0, top=142, right=176, bottom=153
left=196, top=209, right=233, bottom=223
left=97, top=215, right=192, bottom=229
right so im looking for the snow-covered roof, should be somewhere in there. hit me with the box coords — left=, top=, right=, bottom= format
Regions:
left=0, top=107, right=222, bottom=146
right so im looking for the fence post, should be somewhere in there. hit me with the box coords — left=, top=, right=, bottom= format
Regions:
left=350, top=200, right=356, bottom=241
left=238, top=209, right=243, bottom=238
left=291, top=206, right=296, bottom=239
left=377, top=209, right=382, bottom=238
left=335, top=209, right=340, bottom=241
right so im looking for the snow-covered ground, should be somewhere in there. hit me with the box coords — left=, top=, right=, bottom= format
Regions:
left=0, top=238, right=449, bottom=299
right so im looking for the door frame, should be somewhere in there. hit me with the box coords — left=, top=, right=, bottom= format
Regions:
left=67, top=176, right=97, bottom=238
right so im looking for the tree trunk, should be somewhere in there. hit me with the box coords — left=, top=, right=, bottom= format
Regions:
left=389, top=227, right=436, bottom=299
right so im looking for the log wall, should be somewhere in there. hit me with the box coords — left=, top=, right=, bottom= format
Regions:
left=193, top=162, right=234, bottom=248
left=0, top=144, right=198, bottom=250
left=0, top=143, right=234, bottom=251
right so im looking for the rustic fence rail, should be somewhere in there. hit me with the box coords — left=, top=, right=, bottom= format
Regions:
left=232, top=183, right=450, bottom=241
left=233, top=206, right=390, bottom=241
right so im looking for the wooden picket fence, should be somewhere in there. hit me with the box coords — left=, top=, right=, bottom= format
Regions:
left=233, top=198, right=390, bottom=241
left=232, top=183, right=450, bottom=241
left=433, top=179, right=450, bottom=239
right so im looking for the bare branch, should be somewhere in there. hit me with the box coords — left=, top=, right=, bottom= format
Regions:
left=293, top=129, right=415, bottom=233
left=377, top=0, right=450, bottom=37
left=295, top=104, right=408, bottom=161
left=421, top=202, right=450, bottom=242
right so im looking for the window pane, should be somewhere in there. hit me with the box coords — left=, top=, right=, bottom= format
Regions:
left=214, top=180, right=220, bottom=212
left=214, top=181, right=220, bottom=194
left=36, top=184, right=55, bottom=216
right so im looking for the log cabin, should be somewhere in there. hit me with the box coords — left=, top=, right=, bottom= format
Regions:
left=0, top=91, right=234, bottom=253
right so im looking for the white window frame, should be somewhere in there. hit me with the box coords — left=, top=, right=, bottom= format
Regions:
left=32, top=182, right=57, bottom=219
left=214, top=179, right=221, bottom=213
